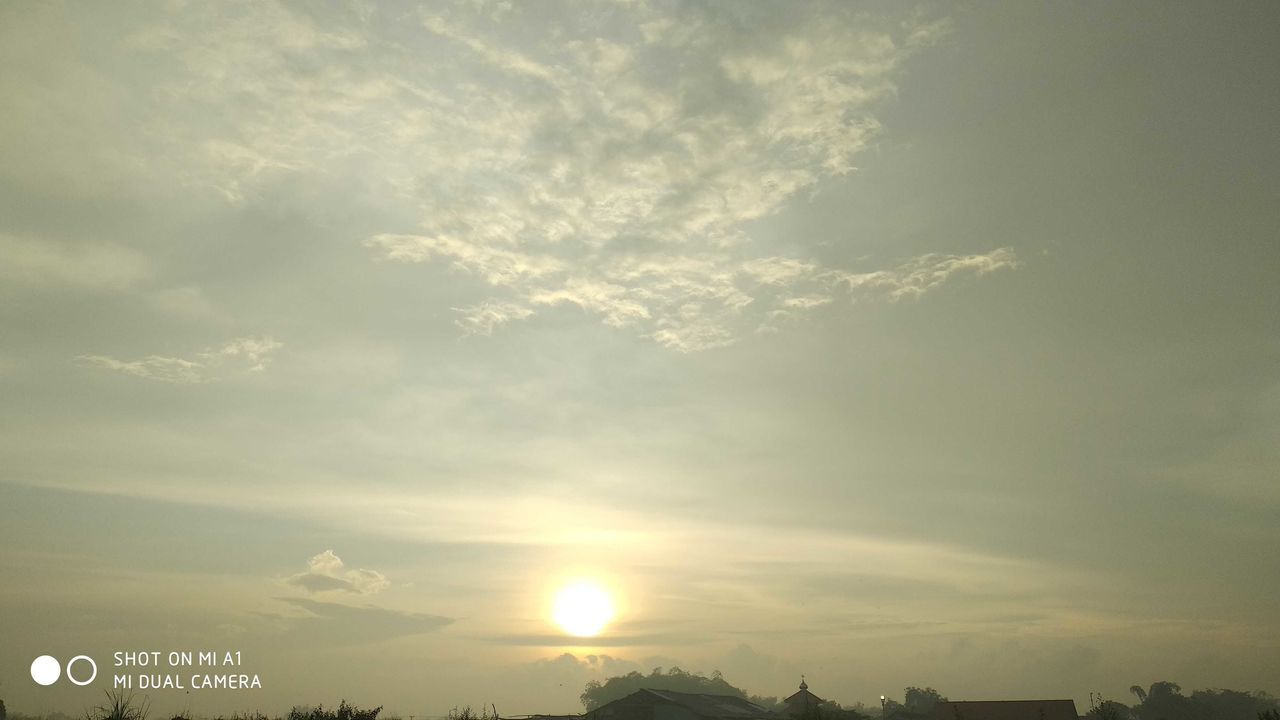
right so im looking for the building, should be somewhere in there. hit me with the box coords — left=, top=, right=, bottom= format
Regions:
left=782, top=678, right=826, bottom=718
left=586, top=689, right=775, bottom=720
left=929, top=700, right=1081, bottom=720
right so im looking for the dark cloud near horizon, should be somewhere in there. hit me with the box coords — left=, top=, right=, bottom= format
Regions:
left=262, top=597, right=454, bottom=646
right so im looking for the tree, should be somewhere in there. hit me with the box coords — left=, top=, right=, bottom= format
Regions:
left=1088, top=694, right=1133, bottom=720
left=1, top=697, right=7, bottom=720
left=880, top=699, right=905, bottom=720
left=1131, top=682, right=1192, bottom=720
left=581, top=668, right=752, bottom=711
left=1188, top=689, right=1278, bottom=720
left=1127, top=682, right=1278, bottom=720
left=904, top=689, right=947, bottom=716
left=882, top=688, right=946, bottom=719
left=814, top=701, right=872, bottom=720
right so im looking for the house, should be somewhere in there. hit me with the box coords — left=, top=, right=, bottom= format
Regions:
left=782, top=678, right=825, bottom=718
left=929, top=700, right=1080, bottom=720
left=586, top=689, right=775, bottom=720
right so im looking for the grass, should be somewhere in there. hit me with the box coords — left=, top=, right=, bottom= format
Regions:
left=287, top=701, right=381, bottom=720
left=85, top=691, right=150, bottom=720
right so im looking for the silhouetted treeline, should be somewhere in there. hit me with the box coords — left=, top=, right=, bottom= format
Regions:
left=579, top=668, right=873, bottom=720
left=580, top=667, right=780, bottom=711
left=800, top=701, right=873, bottom=720
left=579, top=672, right=1275, bottom=720
left=1089, top=683, right=1277, bottom=720
left=882, top=688, right=948, bottom=719
left=288, top=702, right=381, bottom=720
left=1, top=676, right=1274, bottom=720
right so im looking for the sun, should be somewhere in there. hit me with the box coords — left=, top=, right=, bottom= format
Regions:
left=552, top=580, right=615, bottom=637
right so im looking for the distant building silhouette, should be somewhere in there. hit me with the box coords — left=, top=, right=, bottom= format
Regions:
left=586, top=689, right=774, bottom=720
left=783, top=678, right=825, bottom=718
left=929, top=700, right=1080, bottom=720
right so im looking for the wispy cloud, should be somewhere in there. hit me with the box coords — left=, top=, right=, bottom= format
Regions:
left=358, top=7, right=1015, bottom=350
left=102, top=3, right=1013, bottom=352
left=76, top=335, right=282, bottom=383
left=75, top=354, right=206, bottom=384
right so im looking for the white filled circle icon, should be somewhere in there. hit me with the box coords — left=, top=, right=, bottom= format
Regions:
left=31, top=655, right=61, bottom=685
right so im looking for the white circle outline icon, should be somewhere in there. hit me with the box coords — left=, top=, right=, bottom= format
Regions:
left=67, top=655, right=98, bottom=686
left=31, top=655, right=61, bottom=685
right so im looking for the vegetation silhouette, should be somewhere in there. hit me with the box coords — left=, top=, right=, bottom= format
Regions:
left=1088, top=694, right=1131, bottom=720
left=84, top=691, right=150, bottom=720
left=287, top=702, right=380, bottom=720
left=446, top=707, right=499, bottom=720
left=1118, top=683, right=1277, bottom=720
left=580, top=668, right=775, bottom=711
left=883, top=688, right=948, bottom=719
left=3, top=676, right=1276, bottom=720
left=581, top=670, right=880, bottom=720
left=797, top=699, right=871, bottom=720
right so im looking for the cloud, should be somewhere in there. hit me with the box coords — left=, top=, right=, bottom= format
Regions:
left=0, top=233, right=149, bottom=290
left=486, top=632, right=709, bottom=648
left=870, top=247, right=1022, bottom=301
left=267, top=597, right=452, bottom=646
left=75, top=354, right=206, bottom=384
left=356, top=6, right=1015, bottom=350
left=92, top=3, right=1013, bottom=351
left=285, top=549, right=390, bottom=595
left=453, top=300, right=538, bottom=336
left=215, top=336, right=284, bottom=372
left=76, top=335, right=282, bottom=383
left=493, top=653, right=654, bottom=713
left=717, top=644, right=798, bottom=696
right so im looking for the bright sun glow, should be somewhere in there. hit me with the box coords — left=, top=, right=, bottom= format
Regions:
left=552, top=581, right=615, bottom=637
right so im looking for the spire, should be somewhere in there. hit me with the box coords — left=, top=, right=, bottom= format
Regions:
left=800, top=676, right=808, bottom=691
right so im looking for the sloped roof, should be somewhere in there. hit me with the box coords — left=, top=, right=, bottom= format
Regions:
left=636, top=689, right=775, bottom=720
left=784, top=689, right=826, bottom=707
left=930, top=700, right=1080, bottom=720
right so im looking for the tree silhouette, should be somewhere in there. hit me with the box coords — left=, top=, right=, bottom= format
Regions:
left=1126, top=682, right=1278, bottom=720
left=1089, top=694, right=1132, bottom=720
left=581, top=667, right=753, bottom=711
left=904, top=689, right=947, bottom=716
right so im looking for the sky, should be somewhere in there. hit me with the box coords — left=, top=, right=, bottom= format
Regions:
left=1, top=0, right=1278, bottom=718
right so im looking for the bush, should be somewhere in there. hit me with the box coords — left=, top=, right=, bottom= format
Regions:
left=84, top=691, right=150, bottom=720
left=288, top=702, right=381, bottom=720
left=448, top=707, right=497, bottom=720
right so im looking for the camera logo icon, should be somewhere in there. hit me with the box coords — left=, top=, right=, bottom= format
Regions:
left=31, top=655, right=97, bottom=686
